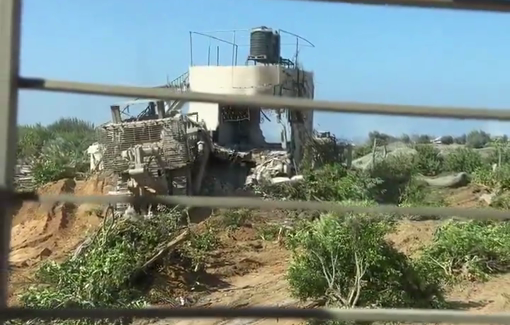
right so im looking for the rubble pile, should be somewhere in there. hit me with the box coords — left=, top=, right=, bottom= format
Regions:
left=246, top=150, right=302, bottom=186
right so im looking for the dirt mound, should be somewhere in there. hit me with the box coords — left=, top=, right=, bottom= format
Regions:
left=146, top=212, right=289, bottom=308
left=8, top=176, right=112, bottom=305
left=444, top=185, right=489, bottom=208
left=10, top=177, right=109, bottom=268
left=387, top=220, right=439, bottom=257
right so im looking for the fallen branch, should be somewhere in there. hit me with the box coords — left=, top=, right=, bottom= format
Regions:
left=140, top=228, right=191, bottom=271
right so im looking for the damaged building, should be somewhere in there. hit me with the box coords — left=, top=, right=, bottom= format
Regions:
left=186, top=26, right=316, bottom=191
left=88, top=26, right=351, bottom=216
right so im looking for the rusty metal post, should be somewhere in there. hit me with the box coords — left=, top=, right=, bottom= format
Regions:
left=110, top=105, right=121, bottom=123
left=148, top=101, right=156, bottom=116
left=156, top=101, right=165, bottom=119
left=0, top=0, right=21, bottom=312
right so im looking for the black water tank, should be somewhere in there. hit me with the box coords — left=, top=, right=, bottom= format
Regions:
left=250, top=26, right=278, bottom=63
left=272, top=31, right=281, bottom=63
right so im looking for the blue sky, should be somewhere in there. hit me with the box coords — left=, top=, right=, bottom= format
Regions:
left=18, top=0, right=510, bottom=142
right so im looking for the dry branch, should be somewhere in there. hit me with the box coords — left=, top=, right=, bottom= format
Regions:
left=140, top=228, right=190, bottom=270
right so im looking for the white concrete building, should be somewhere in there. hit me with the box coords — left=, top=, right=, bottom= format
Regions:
left=187, top=64, right=315, bottom=165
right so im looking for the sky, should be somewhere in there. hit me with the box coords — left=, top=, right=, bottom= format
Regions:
left=17, top=0, right=510, bottom=143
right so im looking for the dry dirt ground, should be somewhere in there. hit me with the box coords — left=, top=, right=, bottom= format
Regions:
left=8, top=176, right=109, bottom=305
left=8, top=181, right=510, bottom=325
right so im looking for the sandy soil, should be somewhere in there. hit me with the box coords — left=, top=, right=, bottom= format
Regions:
left=8, top=176, right=111, bottom=305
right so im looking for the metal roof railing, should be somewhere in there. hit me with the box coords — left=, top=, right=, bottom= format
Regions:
left=4, top=0, right=510, bottom=323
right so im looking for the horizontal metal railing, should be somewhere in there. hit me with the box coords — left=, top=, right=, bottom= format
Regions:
left=18, top=77, right=510, bottom=121
left=3, top=0, right=510, bottom=324
left=294, top=0, right=510, bottom=13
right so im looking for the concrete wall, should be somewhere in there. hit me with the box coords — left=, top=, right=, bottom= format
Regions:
left=189, top=65, right=313, bottom=121
left=188, top=64, right=314, bottom=167
left=216, top=107, right=265, bottom=147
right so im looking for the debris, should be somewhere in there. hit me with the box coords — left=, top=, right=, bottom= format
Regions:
left=245, top=150, right=291, bottom=185
left=479, top=193, right=495, bottom=205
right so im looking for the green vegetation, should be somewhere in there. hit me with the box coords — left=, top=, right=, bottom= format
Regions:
left=15, top=126, right=510, bottom=325
left=357, top=130, right=494, bottom=150
left=19, top=210, right=181, bottom=324
left=17, top=118, right=96, bottom=186
left=287, top=212, right=445, bottom=310
left=255, top=135, right=510, bottom=319
left=417, top=220, right=510, bottom=282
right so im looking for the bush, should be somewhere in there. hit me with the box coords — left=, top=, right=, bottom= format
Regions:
left=368, top=131, right=394, bottom=145
left=487, top=146, right=510, bottom=166
left=440, top=135, right=454, bottom=145
left=17, top=124, right=54, bottom=161
left=443, top=148, right=483, bottom=173
left=260, top=155, right=432, bottom=206
left=19, top=118, right=96, bottom=185
left=413, top=134, right=433, bottom=144
left=454, top=134, right=467, bottom=145
left=303, top=165, right=380, bottom=202
left=221, top=209, right=253, bottom=229
left=412, top=144, right=443, bottom=176
left=286, top=212, right=445, bottom=310
left=353, top=144, right=372, bottom=159
left=399, top=177, right=445, bottom=209
left=417, top=220, right=510, bottom=282
left=368, top=154, right=414, bottom=204
left=31, top=159, right=75, bottom=185
left=256, top=164, right=381, bottom=203
left=19, top=210, right=181, bottom=322
left=400, top=134, right=411, bottom=144
left=466, top=130, right=490, bottom=149
left=473, top=164, right=510, bottom=190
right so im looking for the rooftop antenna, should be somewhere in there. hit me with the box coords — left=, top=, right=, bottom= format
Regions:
left=189, top=30, right=240, bottom=67
left=278, top=29, right=315, bottom=66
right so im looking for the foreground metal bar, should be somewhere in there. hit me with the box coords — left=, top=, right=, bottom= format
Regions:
left=0, top=0, right=21, bottom=312
left=7, top=190, right=510, bottom=220
left=294, top=0, right=510, bottom=13
left=19, top=77, right=510, bottom=121
left=6, top=306, right=510, bottom=324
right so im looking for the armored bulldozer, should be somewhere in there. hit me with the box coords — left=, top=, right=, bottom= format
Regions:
left=97, top=99, right=209, bottom=217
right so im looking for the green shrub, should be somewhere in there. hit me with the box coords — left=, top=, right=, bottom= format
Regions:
left=221, top=209, right=253, bottom=229
left=399, top=177, right=445, bottom=208
left=353, top=144, right=372, bottom=159
left=413, top=144, right=443, bottom=176
left=413, top=134, right=433, bottom=144
left=369, top=154, right=414, bottom=204
left=184, top=227, right=219, bottom=271
left=443, top=148, right=483, bottom=173
left=440, top=135, right=454, bottom=145
left=19, top=210, right=181, bottom=321
left=454, top=134, right=467, bottom=144
left=400, top=133, right=411, bottom=143
left=490, top=193, right=510, bottom=210
left=473, top=164, right=510, bottom=190
left=256, top=164, right=381, bottom=203
left=417, top=220, right=510, bottom=282
left=31, top=159, right=75, bottom=185
left=264, top=154, right=429, bottom=206
left=304, top=165, right=380, bottom=202
left=19, top=118, right=96, bottom=185
left=17, top=124, right=54, bottom=160
left=486, top=147, right=510, bottom=166
left=286, top=212, right=445, bottom=310
left=46, top=117, right=95, bottom=135
left=472, top=166, right=497, bottom=188
left=466, top=130, right=490, bottom=149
